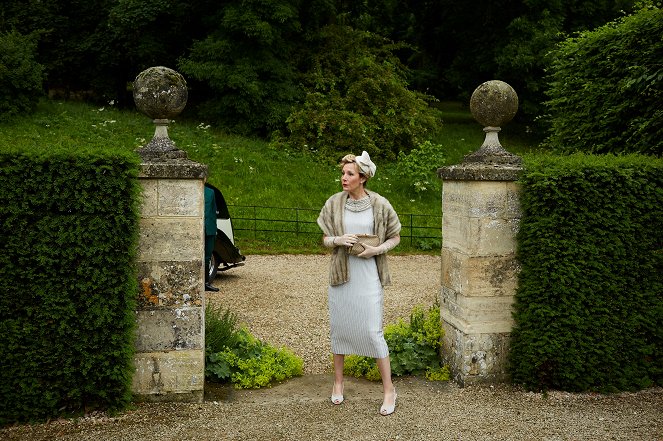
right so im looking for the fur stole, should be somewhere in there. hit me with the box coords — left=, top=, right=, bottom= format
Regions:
left=317, top=190, right=401, bottom=286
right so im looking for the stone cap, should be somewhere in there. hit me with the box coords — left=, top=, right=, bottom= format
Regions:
left=138, top=135, right=188, bottom=161
left=139, top=158, right=208, bottom=179
left=438, top=162, right=521, bottom=181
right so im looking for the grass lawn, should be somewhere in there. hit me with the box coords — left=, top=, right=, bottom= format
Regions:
left=1, top=99, right=543, bottom=253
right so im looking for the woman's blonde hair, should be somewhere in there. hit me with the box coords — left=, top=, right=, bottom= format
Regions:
left=339, top=154, right=369, bottom=185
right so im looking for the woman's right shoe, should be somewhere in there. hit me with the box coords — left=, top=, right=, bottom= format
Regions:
left=331, top=384, right=344, bottom=405
left=380, top=389, right=397, bottom=416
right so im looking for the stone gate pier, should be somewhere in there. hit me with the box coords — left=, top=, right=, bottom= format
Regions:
left=438, top=81, right=523, bottom=385
left=131, top=67, right=207, bottom=402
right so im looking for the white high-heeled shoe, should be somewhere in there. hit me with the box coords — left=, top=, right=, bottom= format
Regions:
left=331, top=383, right=344, bottom=405
left=380, top=389, right=397, bottom=416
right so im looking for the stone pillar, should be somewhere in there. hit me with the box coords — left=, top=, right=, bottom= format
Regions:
left=437, top=81, right=523, bottom=386
left=131, top=67, right=207, bottom=402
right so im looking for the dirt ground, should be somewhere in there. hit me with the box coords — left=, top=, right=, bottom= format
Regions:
left=1, top=255, right=661, bottom=441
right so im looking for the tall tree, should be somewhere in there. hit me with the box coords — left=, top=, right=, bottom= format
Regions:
left=0, top=0, right=116, bottom=99
left=495, top=0, right=638, bottom=120
left=178, top=0, right=304, bottom=135
left=103, top=0, right=216, bottom=105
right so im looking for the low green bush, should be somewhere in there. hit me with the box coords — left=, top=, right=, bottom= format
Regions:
left=205, top=304, right=303, bottom=389
left=344, top=304, right=449, bottom=381
left=510, top=153, right=663, bottom=392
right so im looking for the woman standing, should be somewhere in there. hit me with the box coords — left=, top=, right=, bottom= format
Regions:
left=317, top=151, right=401, bottom=416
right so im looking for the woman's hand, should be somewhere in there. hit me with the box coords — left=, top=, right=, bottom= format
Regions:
left=335, top=234, right=358, bottom=247
left=357, top=236, right=400, bottom=258
left=357, top=243, right=382, bottom=258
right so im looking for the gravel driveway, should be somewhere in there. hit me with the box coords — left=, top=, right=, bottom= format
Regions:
left=2, top=255, right=661, bottom=441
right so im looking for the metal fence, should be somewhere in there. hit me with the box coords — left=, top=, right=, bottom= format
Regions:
left=228, top=204, right=441, bottom=246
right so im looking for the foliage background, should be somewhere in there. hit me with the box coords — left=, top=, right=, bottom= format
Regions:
left=272, top=25, right=441, bottom=161
left=0, top=30, right=43, bottom=119
left=0, top=0, right=646, bottom=136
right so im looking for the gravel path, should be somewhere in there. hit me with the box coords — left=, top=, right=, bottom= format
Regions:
left=2, top=255, right=661, bottom=441
left=208, top=254, right=441, bottom=375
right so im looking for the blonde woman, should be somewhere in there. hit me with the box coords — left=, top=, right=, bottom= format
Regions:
left=317, top=151, right=401, bottom=416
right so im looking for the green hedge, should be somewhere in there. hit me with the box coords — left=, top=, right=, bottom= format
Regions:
left=543, top=6, right=663, bottom=155
left=0, top=148, right=141, bottom=424
left=509, top=153, right=663, bottom=392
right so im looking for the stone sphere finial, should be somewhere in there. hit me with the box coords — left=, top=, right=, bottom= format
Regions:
left=134, top=66, right=188, bottom=119
left=470, top=80, right=518, bottom=127
left=464, top=80, right=521, bottom=165
left=133, top=66, right=188, bottom=161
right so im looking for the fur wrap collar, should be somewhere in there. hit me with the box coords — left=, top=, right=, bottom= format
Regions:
left=317, top=189, right=401, bottom=286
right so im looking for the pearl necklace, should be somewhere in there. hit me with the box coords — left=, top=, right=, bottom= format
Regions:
left=345, top=194, right=371, bottom=212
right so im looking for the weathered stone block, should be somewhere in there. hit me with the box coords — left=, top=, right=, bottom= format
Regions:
left=140, top=179, right=159, bottom=217
left=157, top=179, right=203, bottom=217
left=504, top=182, right=522, bottom=219
left=442, top=181, right=510, bottom=219
left=138, top=218, right=203, bottom=261
left=443, top=215, right=518, bottom=256
left=441, top=321, right=510, bottom=386
left=134, top=307, right=203, bottom=352
left=440, top=286, right=514, bottom=333
left=132, top=350, right=204, bottom=401
left=442, top=249, right=520, bottom=297
left=136, top=260, right=203, bottom=307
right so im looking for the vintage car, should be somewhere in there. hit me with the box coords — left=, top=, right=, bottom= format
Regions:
left=206, top=183, right=245, bottom=279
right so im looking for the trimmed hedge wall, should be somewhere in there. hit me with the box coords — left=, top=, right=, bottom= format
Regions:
left=543, top=7, right=662, bottom=156
left=509, top=153, right=663, bottom=392
left=0, top=148, right=141, bottom=424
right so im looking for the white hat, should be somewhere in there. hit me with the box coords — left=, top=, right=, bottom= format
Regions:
left=355, top=151, right=376, bottom=178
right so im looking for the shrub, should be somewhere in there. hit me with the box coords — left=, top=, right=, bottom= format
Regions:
left=393, top=140, right=445, bottom=196
left=542, top=6, right=663, bottom=155
left=0, top=30, right=44, bottom=120
left=344, top=304, right=448, bottom=381
left=509, top=153, right=663, bottom=392
left=205, top=305, right=303, bottom=389
left=272, top=25, right=441, bottom=162
left=0, top=149, right=141, bottom=424
left=205, top=303, right=240, bottom=354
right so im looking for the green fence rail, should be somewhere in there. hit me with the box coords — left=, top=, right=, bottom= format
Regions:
left=228, top=205, right=441, bottom=246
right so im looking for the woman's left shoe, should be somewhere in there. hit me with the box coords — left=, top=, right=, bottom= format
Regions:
left=331, top=383, right=344, bottom=405
left=380, top=389, right=397, bottom=416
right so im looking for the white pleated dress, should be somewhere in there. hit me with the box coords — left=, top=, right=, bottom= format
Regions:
left=328, top=206, right=389, bottom=359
